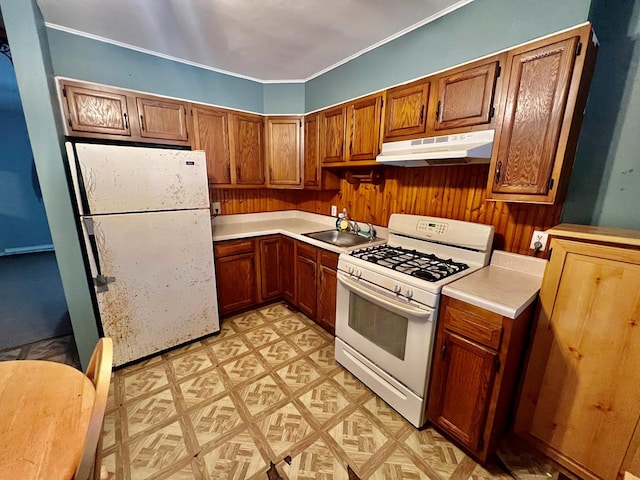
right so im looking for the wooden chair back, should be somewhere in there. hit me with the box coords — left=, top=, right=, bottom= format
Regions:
left=74, top=337, right=113, bottom=480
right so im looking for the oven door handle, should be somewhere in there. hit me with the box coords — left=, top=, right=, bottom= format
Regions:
left=337, top=272, right=433, bottom=321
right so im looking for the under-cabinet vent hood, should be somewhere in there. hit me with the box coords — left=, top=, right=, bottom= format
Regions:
left=376, top=130, right=495, bottom=167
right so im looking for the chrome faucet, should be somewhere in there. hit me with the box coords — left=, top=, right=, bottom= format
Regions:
left=363, top=223, right=376, bottom=241
left=347, top=219, right=360, bottom=234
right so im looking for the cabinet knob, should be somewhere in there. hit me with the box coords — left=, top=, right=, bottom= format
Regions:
left=139, top=114, right=145, bottom=131
left=123, top=112, right=129, bottom=129
left=494, top=161, right=502, bottom=184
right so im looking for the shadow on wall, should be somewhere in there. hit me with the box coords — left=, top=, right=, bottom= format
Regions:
left=562, top=0, right=638, bottom=226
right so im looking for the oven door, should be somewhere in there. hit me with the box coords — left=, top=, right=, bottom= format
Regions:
left=335, top=271, right=435, bottom=397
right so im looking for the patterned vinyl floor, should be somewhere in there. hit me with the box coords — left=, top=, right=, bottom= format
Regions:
left=0, top=302, right=558, bottom=480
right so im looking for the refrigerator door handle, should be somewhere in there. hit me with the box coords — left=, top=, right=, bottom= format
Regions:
left=83, top=218, right=116, bottom=293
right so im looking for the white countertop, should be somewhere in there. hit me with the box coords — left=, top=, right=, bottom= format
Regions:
left=442, top=251, right=547, bottom=319
left=211, top=210, right=387, bottom=254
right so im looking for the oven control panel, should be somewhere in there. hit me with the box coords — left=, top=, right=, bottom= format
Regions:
left=416, top=220, right=448, bottom=236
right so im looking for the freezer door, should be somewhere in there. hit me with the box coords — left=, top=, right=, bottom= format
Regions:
left=82, top=208, right=219, bottom=366
left=68, top=142, right=209, bottom=214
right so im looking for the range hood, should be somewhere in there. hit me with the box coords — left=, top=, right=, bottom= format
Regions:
left=376, top=130, right=495, bottom=167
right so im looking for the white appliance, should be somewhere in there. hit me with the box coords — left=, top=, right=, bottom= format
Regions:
left=335, top=214, right=494, bottom=427
left=66, top=142, right=219, bottom=366
left=376, top=130, right=495, bottom=166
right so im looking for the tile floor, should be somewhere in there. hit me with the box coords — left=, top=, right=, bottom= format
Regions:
left=0, top=303, right=558, bottom=480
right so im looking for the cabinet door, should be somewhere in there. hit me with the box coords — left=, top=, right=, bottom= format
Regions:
left=320, top=106, right=346, bottom=164
left=136, top=97, right=189, bottom=142
left=231, top=113, right=265, bottom=185
left=516, top=238, right=640, bottom=480
left=383, top=80, right=430, bottom=141
left=304, top=114, right=321, bottom=188
left=490, top=37, right=578, bottom=197
left=265, top=117, right=302, bottom=188
left=281, top=236, right=296, bottom=305
left=63, top=84, right=131, bottom=137
left=433, top=60, right=500, bottom=131
left=192, top=105, right=231, bottom=185
left=346, top=94, right=383, bottom=162
left=258, top=236, right=281, bottom=301
left=296, top=245, right=318, bottom=319
left=429, top=331, right=497, bottom=452
left=317, top=251, right=338, bottom=335
left=215, top=252, right=257, bottom=315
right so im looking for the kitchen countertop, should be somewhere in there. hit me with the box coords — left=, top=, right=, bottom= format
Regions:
left=442, top=251, right=547, bottom=319
left=211, top=210, right=387, bottom=254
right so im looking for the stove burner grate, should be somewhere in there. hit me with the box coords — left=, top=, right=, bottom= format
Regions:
left=350, top=245, right=469, bottom=282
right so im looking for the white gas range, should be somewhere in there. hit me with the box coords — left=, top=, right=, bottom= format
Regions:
left=335, top=214, right=494, bottom=427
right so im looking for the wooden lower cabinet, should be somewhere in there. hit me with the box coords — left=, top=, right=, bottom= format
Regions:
left=296, top=242, right=318, bottom=319
left=295, top=241, right=339, bottom=333
left=214, top=235, right=338, bottom=330
left=281, top=236, right=296, bottom=305
left=214, top=239, right=258, bottom=316
left=258, top=236, right=281, bottom=302
left=317, top=251, right=338, bottom=334
left=514, top=226, right=640, bottom=480
left=428, top=296, right=533, bottom=463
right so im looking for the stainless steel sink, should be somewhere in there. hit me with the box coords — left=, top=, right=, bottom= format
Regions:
left=304, top=229, right=374, bottom=248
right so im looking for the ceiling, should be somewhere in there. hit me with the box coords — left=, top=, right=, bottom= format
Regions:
left=36, top=0, right=471, bottom=82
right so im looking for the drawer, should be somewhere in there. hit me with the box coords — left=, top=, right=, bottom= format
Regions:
left=297, top=241, right=317, bottom=260
left=320, top=250, right=339, bottom=269
left=214, top=239, right=254, bottom=258
left=443, top=304, right=503, bottom=350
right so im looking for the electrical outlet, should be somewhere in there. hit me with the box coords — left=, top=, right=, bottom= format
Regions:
left=530, top=230, right=549, bottom=250
left=212, top=202, right=221, bottom=215
left=331, top=205, right=337, bottom=217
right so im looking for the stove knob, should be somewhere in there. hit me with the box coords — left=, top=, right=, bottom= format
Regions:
left=348, top=266, right=354, bottom=275
left=355, top=270, right=362, bottom=279
left=405, top=289, right=414, bottom=299
left=393, top=284, right=401, bottom=294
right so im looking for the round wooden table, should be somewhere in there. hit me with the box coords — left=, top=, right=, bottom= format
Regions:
left=0, top=360, right=96, bottom=479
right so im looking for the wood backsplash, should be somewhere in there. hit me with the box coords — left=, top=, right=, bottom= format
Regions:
left=210, top=165, right=562, bottom=255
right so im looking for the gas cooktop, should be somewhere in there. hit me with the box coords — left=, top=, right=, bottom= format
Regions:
left=350, top=245, right=469, bottom=282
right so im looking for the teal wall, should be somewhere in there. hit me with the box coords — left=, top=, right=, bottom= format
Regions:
left=263, top=83, right=305, bottom=115
left=0, top=57, right=53, bottom=253
left=563, top=0, right=640, bottom=229
left=0, top=0, right=99, bottom=367
left=305, top=0, right=592, bottom=111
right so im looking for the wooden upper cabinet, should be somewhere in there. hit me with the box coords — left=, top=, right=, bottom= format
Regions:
left=231, top=113, right=265, bottom=186
left=321, top=93, right=383, bottom=166
left=191, top=105, right=231, bottom=185
left=304, top=114, right=321, bottom=188
left=135, top=96, right=189, bottom=142
left=346, top=94, right=383, bottom=162
left=59, top=79, right=190, bottom=146
left=383, top=79, right=430, bottom=141
left=265, top=116, right=302, bottom=188
left=304, top=114, right=341, bottom=190
left=487, top=24, right=597, bottom=204
left=320, top=106, right=346, bottom=163
left=62, top=83, right=131, bottom=137
left=431, top=57, right=502, bottom=132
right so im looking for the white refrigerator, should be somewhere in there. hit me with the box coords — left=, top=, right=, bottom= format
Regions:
left=66, top=142, right=219, bottom=366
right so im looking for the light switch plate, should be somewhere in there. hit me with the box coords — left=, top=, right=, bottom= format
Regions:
left=331, top=205, right=337, bottom=217
left=212, top=202, right=221, bottom=214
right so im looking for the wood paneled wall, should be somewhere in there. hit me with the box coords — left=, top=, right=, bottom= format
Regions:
left=210, top=165, right=562, bottom=255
